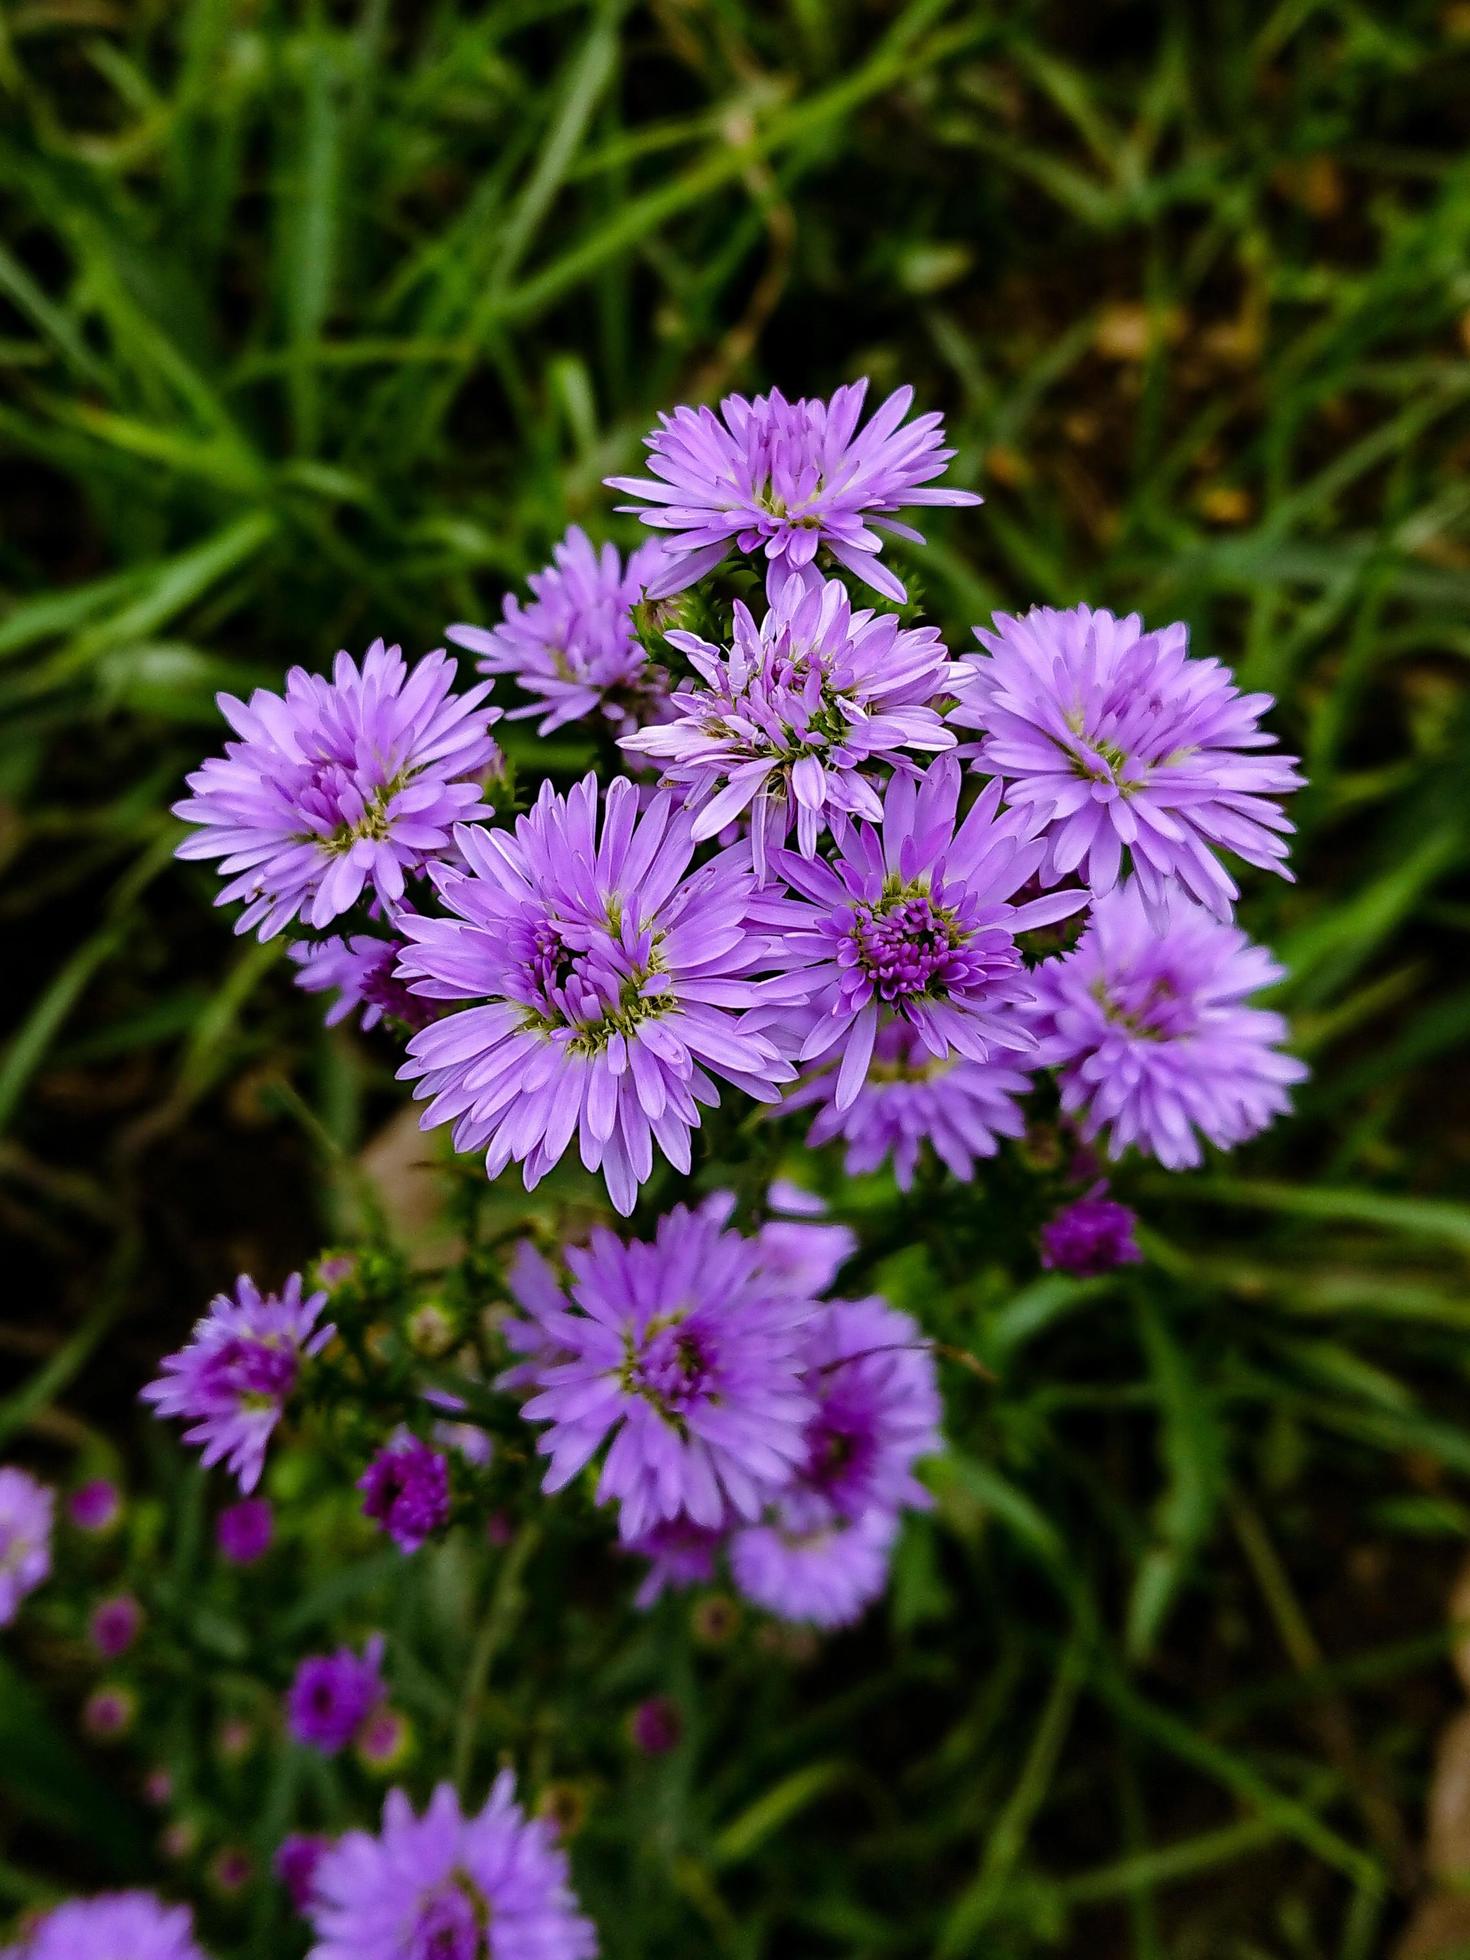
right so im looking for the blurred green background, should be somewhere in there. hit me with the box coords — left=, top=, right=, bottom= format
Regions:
left=3, top=2, right=1470, bottom=1954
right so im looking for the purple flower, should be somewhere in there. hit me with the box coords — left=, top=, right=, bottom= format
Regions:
left=447, top=527, right=671, bottom=737
left=507, top=1206, right=816, bottom=1542
left=289, top=933, right=432, bottom=1032
left=626, top=1518, right=724, bottom=1609
left=88, top=1594, right=143, bottom=1659
left=82, top=1684, right=135, bottom=1740
left=174, top=641, right=500, bottom=940
left=305, top=1775, right=598, bottom=1960
left=953, top=605, right=1303, bottom=920
left=216, top=1497, right=273, bottom=1564
left=277, top=1835, right=331, bottom=1915
left=287, top=1636, right=385, bottom=1755
left=790, top=1297, right=941, bottom=1523
left=753, top=1182, right=856, bottom=1299
left=620, top=574, right=959, bottom=873
left=772, top=757, right=1088, bottom=1112
left=358, top=1438, right=451, bottom=1554
left=1040, top=1194, right=1143, bottom=1276
left=67, top=1478, right=120, bottom=1533
left=730, top=1502, right=898, bottom=1630
left=142, top=1275, right=332, bottom=1494
left=396, top=774, right=811, bottom=1215
left=630, top=1696, right=682, bottom=1756
left=1, top=1892, right=207, bottom=1960
left=607, top=380, right=981, bottom=605
left=1029, top=881, right=1307, bottom=1168
left=0, top=1467, right=53, bottom=1627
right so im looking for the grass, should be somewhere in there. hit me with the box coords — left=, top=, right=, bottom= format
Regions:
left=2, top=1, right=1470, bottom=1954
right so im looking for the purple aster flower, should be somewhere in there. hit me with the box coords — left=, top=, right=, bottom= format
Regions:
left=305, top=1775, right=598, bottom=1960
left=508, top=1206, right=816, bottom=1542
left=216, top=1497, right=273, bottom=1564
left=629, top=1696, right=682, bottom=1756
left=89, top=1594, right=143, bottom=1659
left=286, top=1635, right=386, bottom=1755
left=1040, top=1193, right=1144, bottom=1275
left=772, top=757, right=1088, bottom=1111
left=1030, top=881, right=1307, bottom=1168
left=620, top=574, right=959, bottom=873
left=754, top=1182, right=856, bottom=1298
left=791, top=1297, right=941, bottom=1523
left=787, top=1019, right=1031, bottom=1190
left=67, top=1478, right=120, bottom=1533
left=82, top=1684, right=135, bottom=1740
left=2, top=1892, right=207, bottom=1960
left=290, top=932, right=433, bottom=1032
left=174, top=641, right=501, bottom=940
left=0, top=1467, right=53, bottom=1627
left=953, top=604, right=1303, bottom=920
left=358, top=1438, right=451, bottom=1554
left=396, top=774, right=811, bottom=1215
left=277, top=1834, right=331, bottom=1915
left=607, top=380, right=982, bottom=604
left=447, top=527, right=671, bottom=738
left=626, top=1518, right=725, bottom=1609
left=141, top=1274, right=332, bottom=1494
left=730, top=1501, right=898, bottom=1630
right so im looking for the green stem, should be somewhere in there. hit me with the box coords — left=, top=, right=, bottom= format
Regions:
left=452, top=1522, right=542, bottom=1793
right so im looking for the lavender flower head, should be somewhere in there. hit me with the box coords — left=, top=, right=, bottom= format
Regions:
left=277, top=1836, right=331, bottom=1914
left=1040, top=1194, right=1143, bottom=1275
left=608, top=379, right=981, bottom=604
left=790, top=1296, right=941, bottom=1523
left=621, top=574, right=959, bottom=873
left=626, top=1518, right=725, bottom=1609
left=287, top=1635, right=385, bottom=1755
left=953, top=605, right=1302, bottom=920
left=773, top=757, right=1088, bottom=1111
left=290, top=933, right=431, bottom=1033
left=508, top=1205, right=816, bottom=1542
left=753, top=1182, right=857, bottom=1299
left=0, top=1467, right=53, bottom=1627
left=787, top=1019, right=1031, bottom=1190
left=142, top=1275, right=332, bottom=1494
left=396, top=774, right=812, bottom=1215
left=89, top=1594, right=143, bottom=1659
left=174, top=641, right=500, bottom=939
left=1, top=1892, right=207, bottom=1960
left=67, top=1478, right=120, bottom=1533
left=305, top=1775, right=597, bottom=1960
left=216, top=1497, right=273, bottom=1564
left=730, top=1503, right=898, bottom=1631
left=358, top=1438, right=451, bottom=1554
left=1030, top=881, right=1307, bottom=1168
left=447, top=527, right=670, bottom=737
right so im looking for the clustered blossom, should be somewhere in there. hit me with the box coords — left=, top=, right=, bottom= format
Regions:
left=289, top=932, right=431, bottom=1032
left=0, top=1892, right=208, bottom=1960
left=286, top=1636, right=386, bottom=1755
left=142, top=1275, right=332, bottom=1494
left=0, top=1467, right=53, bottom=1627
left=175, top=641, right=501, bottom=940
left=1041, top=1194, right=1143, bottom=1276
left=304, top=1776, right=597, bottom=1960
left=609, top=379, right=981, bottom=603
left=622, top=573, right=959, bottom=872
left=1030, top=882, right=1307, bottom=1168
left=358, top=1438, right=451, bottom=1553
left=397, top=774, right=811, bottom=1214
left=953, top=604, right=1302, bottom=921
left=448, top=527, right=671, bottom=737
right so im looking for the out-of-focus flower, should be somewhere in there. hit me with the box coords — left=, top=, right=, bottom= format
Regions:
left=276, top=1834, right=331, bottom=1915
left=1029, top=881, right=1307, bottom=1167
left=305, top=1776, right=597, bottom=1960
left=953, top=604, right=1302, bottom=920
left=174, top=641, right=500, bottom=940
left=790, top=1297, right=941, bottom=1523
left=88, top=1594, right=143, bottom=1659
left=0, top=1892, right=207, bottom=1960
left=358, top=1438, right=450, bottom=1554
left=629, top=1696, right=682, bottom=1756
left=289, top=933, right=432, bottom=1033
left=621, top=574, right=958, bottom=873
left=730, top=1502, right=898, bottom=1631
left=447, top=528, right=671, bottom=737
left=143, top=1768, right=173, bottom=1807
left=0, top=1467, right=53, bottom=1626
left=141, top=1275, right=332, bottom=1494
left=626, top=1518, right=725, bottom=1610
left=209, top=1849, right=252, bottom=1898
left=753, top=1182, right=857, bottom=1298
left=397, top=774, right=811, bottom=1215
left=286, top=1636, right=386, bottom=1756
left=82, top=1684, right=136, bottom=1742
left=67, top=1478, right=120, bottom=1534
left=1040, top=1194, right=1143, bottom=1275
left=215, top=1498, right=273, bottom=1565
left=356, top=1706, right=412, bottom=1774
left=608, top=380, right=981, bottom=604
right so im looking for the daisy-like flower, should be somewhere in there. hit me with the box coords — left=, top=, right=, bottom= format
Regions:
left=0, top=1467, right=54, bottom=1627
left=174, top=641, right=501, bottom=940
left=215, top=1498, right=273, bottom=1565
left=787, top=1019, right=1031, bottom=1190
left=141, top=1275, right=333, bottom=1494
left=625, top=1518, right=724, bottom=1609
left=772, top=757, right=1088, bottom=1113
left=620, top=574, right=959, bottom=873
left=790, top=1296, right=942, bottom=1523
left=395, top=774, right=812, bottom=1216
left=1029, top=881, right=1307, bottom=1168
left=2, top=1892, right=207, bottom=1960
left=607, top=379, right=982, bottom=604
left=1040, top=1193, right=1143, bottom=1275
left=305, top=1775, right=597, bottom=1960
left=506, top=1205, right=816, bottom=1542
left=358, top=1438, right=451, bottom=1554
left=730, top=1501, right=898, bottom=1631
left=289, top=933, right=432, bottom=1033
left=287, top=1636, right=386, bottom=1755
left=446, top=527, right=671, bottom=738
left=753, top=1182, right=857, bottom=1299
left=953, top=604, right=1303, bottom=919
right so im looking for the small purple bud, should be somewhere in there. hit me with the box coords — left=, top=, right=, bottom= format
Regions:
left=88, top=1593, right=143, bottom=1658
left=276, top=1832, right=330, bottom=1913
left=358, top=1438, right=450, bottom=1554
left=82, top=1683, right=136, bottom=1741
left=630, top=1695, right=682, bottom=1756
left=68, top=1479, right=121, bottom=1533
left=216, top=1497, right=273, bottom=1565
left=1040, top=1195, right=1143, bottom=1277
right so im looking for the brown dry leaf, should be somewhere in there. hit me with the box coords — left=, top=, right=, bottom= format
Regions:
left=1448, top=1555, right=1470, bottom=1692
left=1093, top=302, right=1186, bottom=363
left=1429, top=1709, right=1470, bottom=1879
left=359, top=1104, right=460, bottom=1267
left=1395, top=1893, right=1470, bottom=1960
